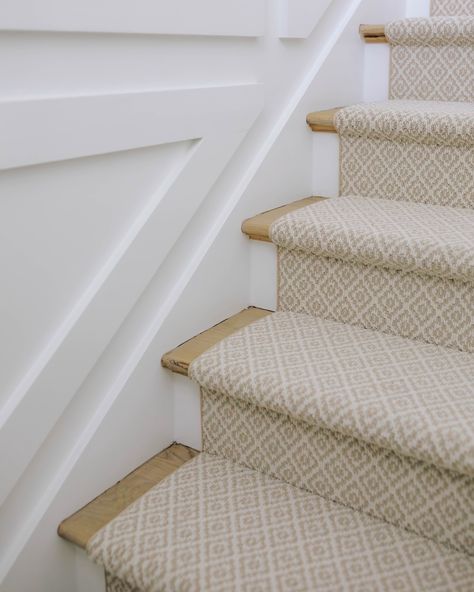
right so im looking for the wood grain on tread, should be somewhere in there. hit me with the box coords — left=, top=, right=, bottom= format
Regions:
left=58, top=443, right=198, bottom=549
left=242, top=197, right=326, bottom=242
left=360, top=24, right=387, bottom=43
left=162, top=308, right=272, bottom=376
left=306, top=108, right=341, bottom=132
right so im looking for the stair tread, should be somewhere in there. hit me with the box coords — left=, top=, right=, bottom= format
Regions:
left=241, top=196, right=324, bottom=242
left=161, top=307, right=272, bottom=376
left=86, top=453, right=474, bottom=592
left=386, top=15, right=474, bottom=46
left=307, top=99, right=474, bottom=136
left=335, top=100, right=474, bottom=146
left=361, top=16, right=474, bottom=45
left=58, top=443, right=198, bottom=549
left=189, top=311, right=474, bottom=477
left=269, top=195, right=474, bottom=282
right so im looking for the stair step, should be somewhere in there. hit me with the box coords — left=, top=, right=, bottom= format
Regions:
left=185, top=310, right=474, bottom=554
left=161, top=307, right=271, bottom=376
left=189, top=311, right=474, bottom=478
left=85, top=453, right=474, bottom=591
left=241, top=196, right=324, bottom=242
left=58, top=443, right=198, bottom=549
left=308, top=100, right=474, bottom=138
left=270, top=195, right=474, bottom=282
left=359, top=23, right=387, bottom=43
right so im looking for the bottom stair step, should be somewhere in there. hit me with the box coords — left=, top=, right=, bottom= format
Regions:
left=79, top=452, right=473, bottom=591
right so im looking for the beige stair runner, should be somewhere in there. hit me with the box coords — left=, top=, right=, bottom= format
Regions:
left=334, top=100, right=474, bottom=208
left=386, top=17, right=474, bottom=102
left=269, top=195, right=474, bottom=351
left=87, top=454, right=474, bottom=592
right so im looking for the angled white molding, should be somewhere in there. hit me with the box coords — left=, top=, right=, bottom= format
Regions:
left=279, top=0, right=333, bottom=38
left=0, top=0, right=265, bottom=37
left=0, top=84, right=263, bottom=507
left=0, top=86, right=260, bottom=170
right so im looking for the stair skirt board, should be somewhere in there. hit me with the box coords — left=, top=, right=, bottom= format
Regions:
left=86, top=454, right=474, bottom=592
left=277, top=249, right=473, bottom=352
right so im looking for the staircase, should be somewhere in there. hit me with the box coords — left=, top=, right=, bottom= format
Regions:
left=59, top=1, right=474, bottom=590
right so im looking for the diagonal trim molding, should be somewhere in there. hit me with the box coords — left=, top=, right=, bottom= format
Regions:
left=279, top=0, right=333, bottom=38
left=0, top=84, right=263, bottom=507
left=0, top=0, right=265, bottom=37
left=0, top=86, right=261, bottom=170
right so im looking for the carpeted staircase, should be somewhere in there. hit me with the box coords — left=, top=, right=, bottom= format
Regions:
left=60, top=1, right=474, bottom=590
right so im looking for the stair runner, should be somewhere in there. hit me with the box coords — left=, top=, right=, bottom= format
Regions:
left=271, top=195, right=474, bottom=351
left=77, top=0, right=474, bottom=590
left=88, top=454, right=474, bottom=592
left=334, top=100, right=474, bottom=208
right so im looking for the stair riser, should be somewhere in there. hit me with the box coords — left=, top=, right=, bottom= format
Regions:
left=339, top=136, right=473, bottom=209
left=202, top=388, right=474, bottom=556
left=390, top=46, right=474, bottom=102
left=277, top=249, right=473, bottom=352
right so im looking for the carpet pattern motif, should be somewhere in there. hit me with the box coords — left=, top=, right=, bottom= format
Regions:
left=431, top=0, right=474, bottom=16
left=202, top=389, right=474, bottom=555
left=88, top=454, right=474, bottom=592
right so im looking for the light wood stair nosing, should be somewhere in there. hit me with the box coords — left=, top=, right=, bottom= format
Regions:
left=306, top=108, right=341, bottom=132
left=58, top=443, right=199, bottom=549
left=359, top=24, right=387, bottom=43
left=241, top=196, right=326, bottom=242
left=161, top=307, right=273, bottom=376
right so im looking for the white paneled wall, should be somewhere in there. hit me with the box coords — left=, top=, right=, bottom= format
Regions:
left=0, top=1, right=408, bottom=590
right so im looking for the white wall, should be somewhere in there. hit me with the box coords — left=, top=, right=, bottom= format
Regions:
left=0, top=1, right=408, bottom=590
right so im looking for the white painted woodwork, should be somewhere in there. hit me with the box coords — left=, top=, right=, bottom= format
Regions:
left=0, top=0, right=265, bottom=36
left=279, top=0, right=334, bottom=38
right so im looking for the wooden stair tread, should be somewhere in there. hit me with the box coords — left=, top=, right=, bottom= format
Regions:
left=359, top=24, right=387, bottom=43
left=241, top=197, right=326, bottom=242
left=161, top=307, right=272, bottom=376
left=306, top=108, right=341, bottom=132
left=58, top=443, right=198, bottom=549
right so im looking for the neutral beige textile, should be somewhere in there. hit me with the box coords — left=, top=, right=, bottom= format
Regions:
left=334, top=101, right=474, bottom=148
left=189, top=312, right=474, bottom=477
left=277, top=248, right=473, bottom=352
left=334, top=102, right=474, bottom=208
left=270, top=196, right=474, bottom=282
left=431, top=0, right=474, bottom=16
left=88, top=454, right=474, bottom=592
left=202, top=389, right=474, bottom=555
left=386, top=17, right=474, bottom=101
